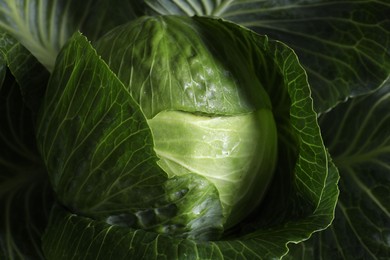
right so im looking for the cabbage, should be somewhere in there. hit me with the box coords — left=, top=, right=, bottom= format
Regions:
left=36, top=16, right=335, bottom=256
left=1, top=1, right=389, bottom=259
left=94, top=16, right=278, bottom=230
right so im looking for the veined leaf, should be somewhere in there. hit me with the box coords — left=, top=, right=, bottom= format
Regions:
left=0, top=0, right=146, bottom=72
left=319, top=82, right=390, bottom=259
left=0, top=0, right=95, bottom=71
left=2, top=1, right=387, bottom=113
left=144, top=0, right=390, bottom=113
left=36, top=31, right=225, bottom=240
left=41, top=151, right=338, bottom=260
left=286, top=81, right=390, bottom=259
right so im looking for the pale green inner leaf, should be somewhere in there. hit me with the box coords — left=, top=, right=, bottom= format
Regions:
left=148, top=108, right=277, bottom=226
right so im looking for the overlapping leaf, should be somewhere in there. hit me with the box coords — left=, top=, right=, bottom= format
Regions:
left=1, top=0, right=388, bottom=113
left=36, top=31, right=227, bottom=240
left=144, top=0, right=390, bottom=113
left=286, top=82, right=390, bottom=259
left=42, top=153, right=337, bottom=259
left=319, top=82, right=390, bottom=259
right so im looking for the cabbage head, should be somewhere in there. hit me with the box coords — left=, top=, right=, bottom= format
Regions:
left=95, top=15, right=278, bottom=232
left=35, top=15, right=338, bottom=259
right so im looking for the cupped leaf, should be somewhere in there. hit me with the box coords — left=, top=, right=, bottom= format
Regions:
left=42, top=151, right=338, bottom=260
left=36, top=31, right=224, bottom=240
left=40, top=17, right=338, bottom=258
left=144, top=0, right=390, bottom=113
left=316, top=82, right=389, bottom=259
left=286, top=81, right=390, bottom=259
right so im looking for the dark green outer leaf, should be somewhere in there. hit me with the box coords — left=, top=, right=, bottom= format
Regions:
left=42, top=151, right=338, bottom=260
left=36, top=31, right=225, bottom=240
left=318, top=82, right=390, bottom=259
left=144, top=0, right=390, bottom=114
left=34, top=31, right=169, bottom=212
left=286, top=81, right=390, bottom=259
